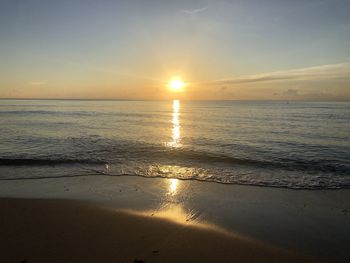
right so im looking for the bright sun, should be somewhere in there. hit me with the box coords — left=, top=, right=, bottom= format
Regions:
left=168, top=78, right=185, bottom=92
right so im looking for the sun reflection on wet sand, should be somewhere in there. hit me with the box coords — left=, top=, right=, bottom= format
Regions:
left=168, top=178, right=179, bottom=195
left=122, top=201, right=233, bottom=236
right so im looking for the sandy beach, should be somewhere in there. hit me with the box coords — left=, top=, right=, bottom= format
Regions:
left=0, top=197, right=316, bottom=263
left=0, top=175, right=349, bottom=262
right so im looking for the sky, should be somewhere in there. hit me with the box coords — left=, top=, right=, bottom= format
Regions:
left=1, top=0, right=349, bottom=100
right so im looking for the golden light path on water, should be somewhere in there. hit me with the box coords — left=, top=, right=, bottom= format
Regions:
left=128, top=100, right=225, bottom=231
left=171, top=99, right=181, bottom=147
left=168, top=99, right=180, bottom=196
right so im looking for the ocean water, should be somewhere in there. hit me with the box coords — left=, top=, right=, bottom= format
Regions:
left=0, top=99, right=349, bottom=189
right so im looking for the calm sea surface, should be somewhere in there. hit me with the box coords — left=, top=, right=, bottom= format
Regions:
left=0, top=99, right=349, bottom=189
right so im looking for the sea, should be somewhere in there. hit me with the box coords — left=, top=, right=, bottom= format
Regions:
left=0, top=99, right=349, bottom=189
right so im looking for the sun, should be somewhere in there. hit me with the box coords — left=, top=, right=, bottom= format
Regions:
left=168, top=77, right=186, bottom=92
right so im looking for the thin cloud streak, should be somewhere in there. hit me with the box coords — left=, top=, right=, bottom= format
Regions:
left=28, top=81, right=46, bottom=86
left=207, top=62, right=350, bottom=86
left=183, top=7, right=208, bottom=19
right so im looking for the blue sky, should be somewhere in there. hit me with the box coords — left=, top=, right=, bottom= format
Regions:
left=1, top=0, right=349, bottom=100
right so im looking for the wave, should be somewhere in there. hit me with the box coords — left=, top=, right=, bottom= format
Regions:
left=0, top=110, right=164, bottom=119
left=0, top=152, right=348, bottom=189
left=0, top=158, right=105, bottom=166
left=0, top=170, right=349, bottom=190
left=140, top=148, right=350, bottom=175
left=0, top=110, right=92, bottom=116
left=1, top=148, right=348, bottom=175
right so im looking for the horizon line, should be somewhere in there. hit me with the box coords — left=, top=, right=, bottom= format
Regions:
left=0, top=98, right=349, bottom=102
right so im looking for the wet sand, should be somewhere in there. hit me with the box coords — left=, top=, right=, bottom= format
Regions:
left=0, top=198, right=315, bottom=263
left=0, top=175, right=349, bottom=262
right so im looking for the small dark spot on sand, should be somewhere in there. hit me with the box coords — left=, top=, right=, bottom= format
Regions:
left=133, top=259, right=145, bottom=263
left=21, top=260, right=27, bottom=263
left=152, top=250, right=159, bottom=254
left=119, top=189, right=122, bottom=192
left=342, top=209, right=348, bottom=215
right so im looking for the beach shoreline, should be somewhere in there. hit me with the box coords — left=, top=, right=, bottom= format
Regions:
left=0, top=175, right=349, bottom=262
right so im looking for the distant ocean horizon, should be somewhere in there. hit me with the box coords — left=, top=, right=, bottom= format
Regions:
left=0, top=99, right=349, bottom=189
left=1, top=98, right=350, bottom=102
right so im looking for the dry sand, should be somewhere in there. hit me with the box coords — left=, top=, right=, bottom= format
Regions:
left=0, top=198, right=315, bottom=263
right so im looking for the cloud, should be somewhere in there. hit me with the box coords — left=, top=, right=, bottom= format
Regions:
left=211, top=62, right=350, bottom=85
left=283, top=89, right=299, bottom=96
left=183, top=7, right=208, bottom=19
left=28, top=81, right=46, bottom=86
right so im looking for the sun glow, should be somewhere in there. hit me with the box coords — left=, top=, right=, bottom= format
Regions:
left=168, top=78, right=185, bottom=92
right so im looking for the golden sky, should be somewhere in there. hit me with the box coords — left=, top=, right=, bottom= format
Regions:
left=1, top=0, right=350, bottom=100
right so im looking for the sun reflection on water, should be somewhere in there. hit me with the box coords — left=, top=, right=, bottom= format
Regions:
left=168, top=99, right=181, bottom=147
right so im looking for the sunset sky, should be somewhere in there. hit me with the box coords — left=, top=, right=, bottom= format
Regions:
left=1, top=0, right=350, bottom=100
